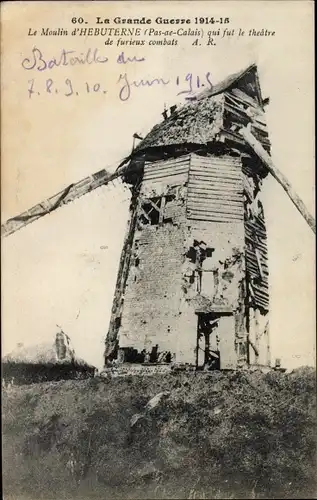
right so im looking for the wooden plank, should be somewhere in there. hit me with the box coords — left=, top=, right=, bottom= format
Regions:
left=145, top=156, right=190, bottom=169
left=144, top=162, right=189, bottom=174
left=252, top=280, right=269, bottom=292
left=146, top=198, right=161, bottom=213
left=144, top=160, right=190, bottom=175
left=144, top=163, right=189, bottom=174
left=187, top=196, right=243, bottom=209
left=253, top=296, right=269, bottom=308
left=191, top=154, right=242, bottom=165
left=245, top=237, right=269, bottom=257
left=187, top=191, right=243, bottom=203
left=191, top=156, right=242, bottom=165
left=188, top=183, right=242, bottom=194
left=250, top=290, right=269, bottom=305
left=190, top=169, right=242, bottom=182
left=143, top=171, right=188, bottom=183
left=190, top=181, right=242, bottom=191
left=189, top=185, right=242, bottom=195
left=225, top=93, right=247, bottom=109
left=247, top=250, right=268, bottom=264
left=188, top=213, right=243, bottom=223
left=187, top=204, right=243, bottom=216
left=75, top=177, right=92, bottom=189
left=225, top=105, right=268, bottom=134
left=190, top=163, right=242, bottom=173
left=190, top=169, right=242, bottom=180
left=187, top=206, right=243, bottom=218
left=142, top=176, right=188, bottom=191
left=231, top=88, right=258, bottom=108
left=187, top=207, right=244, bottom=218
left=138, top=207, right=151, bottom=222
left=252, top=283, right=269, bottom=295
left=188, top=187, right=243, bottom=200
left=246, top=248, right=269, bottom=266
left=188, top=205, right=243, bottom=216
left=190, top=159, right=242, bottom=169
left=253, top=252, right=265, bottom=281
left=246, top=248, right=267, bottom=267
left=248, top=337, right=259, bottom=357
left=253, top=290, right=269, bottom=301
left=219, top=129, right=246, bottom=146
left=144, top=166, right=189, bottom=180
left=190, top=162, right=242, bottom=173
left=189, top=176, right=242, bottom=187
left=189, top=175, right=241, bottom=184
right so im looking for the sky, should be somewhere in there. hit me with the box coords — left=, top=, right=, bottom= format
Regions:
left=1, top=1, right=315, bottom=370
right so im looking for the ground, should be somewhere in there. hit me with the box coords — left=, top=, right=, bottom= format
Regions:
left=2, top=367, right=316, bottom=499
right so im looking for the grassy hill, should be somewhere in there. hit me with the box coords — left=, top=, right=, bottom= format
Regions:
left=2, top=367, right=316, bottom=499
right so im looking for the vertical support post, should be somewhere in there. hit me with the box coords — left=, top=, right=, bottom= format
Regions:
left=204, top=332, right=210, bottom=366
left=159, top=196, right=166, bottom=225
left=195, top=316, right=200, bottom=370
left=265, top=320, right=271, bottom=366
left=254, top=308, right=260, bottom=364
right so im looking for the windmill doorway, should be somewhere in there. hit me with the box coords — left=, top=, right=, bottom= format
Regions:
left=196, top=313, right=221, bottom=370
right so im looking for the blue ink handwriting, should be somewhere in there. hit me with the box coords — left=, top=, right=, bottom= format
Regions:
left=21, top=47, right=146, bottom=72
left=26, top=72, right=213, bottom=101
left=117, top=73, right=170, bottom=101
left=22, top=47, right=109, bottom=71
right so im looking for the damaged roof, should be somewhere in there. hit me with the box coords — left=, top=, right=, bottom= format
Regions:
left=135, top=64, right=264, bottom=153
left=196, top=63, right=263, bottom=102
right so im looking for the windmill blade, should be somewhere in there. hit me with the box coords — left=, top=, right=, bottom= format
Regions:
left=1, top=157, right=131, bottom=238
left=240, top=125, right=316, bottom=234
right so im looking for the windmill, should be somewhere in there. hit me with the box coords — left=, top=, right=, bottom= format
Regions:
left=2, top=64, right=315, bottom=372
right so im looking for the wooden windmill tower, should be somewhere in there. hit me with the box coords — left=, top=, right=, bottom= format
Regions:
left=2, top=64, right=314, bottom=372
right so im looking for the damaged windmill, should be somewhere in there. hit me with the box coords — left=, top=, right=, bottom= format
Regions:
left=2, top=64, right=315, bottom=373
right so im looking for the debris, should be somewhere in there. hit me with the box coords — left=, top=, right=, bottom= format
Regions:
left=130, top=413, right=144, bottom=428
left=145, top=391, right=170, bottom=411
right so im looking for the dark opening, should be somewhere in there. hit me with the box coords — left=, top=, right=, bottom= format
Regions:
left=118, top=345, right=172, bottom=365
left=142, top=203, right=160, bottom=225
left=186, top=240, right=214, bottom=266
left=197, top=314, right=221, bottom=370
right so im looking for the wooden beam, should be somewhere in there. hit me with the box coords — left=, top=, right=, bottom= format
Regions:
left=139, top=206, right=151, bottom=223
left=248, top=336, right=259, bottom=357
left=240, top=126, right=316, bottom=234
left=159, top=196, right=166, bottom=224
left=147, top=198, right=161, bottom=213
left=254, top=248, right=264, bottom=280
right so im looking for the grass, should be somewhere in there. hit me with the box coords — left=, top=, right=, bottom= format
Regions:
left=2, top=367, right=316, bottom=499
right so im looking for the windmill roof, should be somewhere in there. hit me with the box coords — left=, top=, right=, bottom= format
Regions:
left=135, top=64, right=263, bottom=153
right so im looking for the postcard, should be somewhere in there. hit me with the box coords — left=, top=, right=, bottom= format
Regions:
left=1, top=1, right=315, bottom=499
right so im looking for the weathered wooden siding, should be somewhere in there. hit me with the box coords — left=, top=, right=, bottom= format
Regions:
left=141, top=156, right=190, bottom=195
left=245, top=215, right=269, bottom=311
left=187, top=155, right=244, bottom=223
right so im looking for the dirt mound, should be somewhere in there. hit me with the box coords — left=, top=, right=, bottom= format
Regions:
left=2, top=368, right=316, bottom=499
